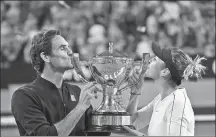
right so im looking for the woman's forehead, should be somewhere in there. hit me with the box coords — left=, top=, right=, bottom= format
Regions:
left=156, top=56, right=160, bottom=61
left=150, top=55, right=158, bottom=60
left=154, top=56, right=164, bottom=64
left=157, top=57, right=164, bottom=63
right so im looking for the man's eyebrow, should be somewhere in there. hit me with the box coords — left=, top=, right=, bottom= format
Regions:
left=59, top=44, right=68, bottom=48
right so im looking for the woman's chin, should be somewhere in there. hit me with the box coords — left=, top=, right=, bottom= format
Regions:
left=145, top=74, right=155, bottom=80
left=145, top=73, right=151, bottom=78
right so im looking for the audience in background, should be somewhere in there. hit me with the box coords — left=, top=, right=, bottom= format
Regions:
left=1, top=1, right=215, bottom=82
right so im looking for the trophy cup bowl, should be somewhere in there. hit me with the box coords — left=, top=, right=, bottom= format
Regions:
left=71, top=43, right=150, bottom=133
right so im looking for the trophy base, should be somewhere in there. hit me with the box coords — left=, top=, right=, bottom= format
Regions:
left=86, top=125, right=135, bottom=133
left=86, top=112, right=135, bottom=133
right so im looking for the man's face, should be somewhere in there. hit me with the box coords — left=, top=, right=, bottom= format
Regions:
left=145, top=56, right=166, bottom=79
left=49, top=35, right=73, bottom=72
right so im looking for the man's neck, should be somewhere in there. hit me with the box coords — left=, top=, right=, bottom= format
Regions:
left=41, top=68, right=64, bottom=88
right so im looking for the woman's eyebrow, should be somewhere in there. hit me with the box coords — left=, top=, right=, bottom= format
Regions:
left=150, top=56, right=156, bottom=60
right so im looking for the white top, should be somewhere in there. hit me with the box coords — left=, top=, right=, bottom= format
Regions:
left=133, top=88, right=195, bottom=136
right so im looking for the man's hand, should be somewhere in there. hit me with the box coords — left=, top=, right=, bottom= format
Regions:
left=122, top=126, right=146, bottom=136
left=77, top=82, right=99, bottom=110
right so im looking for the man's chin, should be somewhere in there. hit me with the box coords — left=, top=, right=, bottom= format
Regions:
left=67, top=64, right=74, bottom=69
left=66, top=66, right=74, bottom=70
left=61, top=66, right=74, bottom=72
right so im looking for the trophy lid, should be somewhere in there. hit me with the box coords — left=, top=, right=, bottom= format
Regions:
left=96, top=42, right=129, bottom=58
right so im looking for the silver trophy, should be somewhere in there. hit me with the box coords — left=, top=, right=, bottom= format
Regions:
left=71, top=42, right=150, bottom=133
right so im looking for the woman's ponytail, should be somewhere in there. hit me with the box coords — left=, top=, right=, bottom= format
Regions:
left=182, top=55, right=207, bottom=81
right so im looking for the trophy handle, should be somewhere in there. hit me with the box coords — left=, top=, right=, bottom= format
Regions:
left=71, top=53, right=104, bottom=94
left=118, top=53, right=150, bottom=93
left=71, top=53, right=91, bottom=83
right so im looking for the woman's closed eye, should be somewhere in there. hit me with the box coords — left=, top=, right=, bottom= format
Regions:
left=149, top=57, right=157, bottom=63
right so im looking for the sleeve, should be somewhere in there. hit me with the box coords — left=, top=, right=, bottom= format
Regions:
left=165, top=98, right=189, bottom=136
left=132, top=98, right=155, bottom=130
left=11, top=89, right=58, bottom=136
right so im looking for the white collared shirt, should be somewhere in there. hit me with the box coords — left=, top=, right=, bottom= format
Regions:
left=133, top=88, right=195, bottom=136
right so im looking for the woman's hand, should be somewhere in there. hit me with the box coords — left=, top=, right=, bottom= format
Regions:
left=128, top=69, right=145, bottom=94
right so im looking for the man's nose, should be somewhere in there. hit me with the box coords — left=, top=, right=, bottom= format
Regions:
left=67, top=49, right=73, bottom=57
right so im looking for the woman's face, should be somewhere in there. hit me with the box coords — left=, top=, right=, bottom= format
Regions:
left=145, top=56, right=166, bottom=80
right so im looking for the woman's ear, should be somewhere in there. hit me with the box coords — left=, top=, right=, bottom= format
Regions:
left=40, top=52, right=50, bottom=63
left=160, top=68, right=170, bottom=78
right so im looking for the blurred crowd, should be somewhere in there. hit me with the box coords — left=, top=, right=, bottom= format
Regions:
left=1, top=1, right=215, bottom=82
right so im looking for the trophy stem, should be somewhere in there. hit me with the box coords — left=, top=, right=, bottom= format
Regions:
left=96, top=87, right=125, bottom=112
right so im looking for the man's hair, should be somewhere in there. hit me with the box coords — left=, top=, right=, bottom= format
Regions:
left=30, top=29, right=61, bottom=74
left=169, top=48, right=207, bottom=86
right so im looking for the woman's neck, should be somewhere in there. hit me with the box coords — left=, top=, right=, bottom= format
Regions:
left=155, top=80, right=177, bottom=100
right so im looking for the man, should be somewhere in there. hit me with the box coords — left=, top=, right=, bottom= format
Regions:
left=123, top=42, right=206, bottom=136
left=11, top=29, right=111, bottom=136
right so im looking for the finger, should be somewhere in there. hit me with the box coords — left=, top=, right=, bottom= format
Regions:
left=116, top=91, right=121, bottom=96
left=88, top=85, right=101, bottom=99
left=128, top=77, right=133, bottom=84
left=115, top=95, right=122, bottom=101
left=142, top=63, right=149, bottom=72
left=135, top=68, right=140, bottom=74
left=140, top=72, right=146, bottom=79
left=131, top=76, right=138, bottom=83
left=133, top=69, right=140, bottom=77
left=82, top=83, right=96, bottom=92
left=141, top=66, right=149, bottom=79
left=87, top=83, right=97, bottom=92
left=133, top=71, right=140, bottom=80
left=95, top=94, right=98, bottom=99
left=123, top=126, right=144, bottom=136
left=93, top=88, right=98, bottom=99
left=86, top=92, right=94, bottom=99
left=93, top=85, right=101, bottom=93
left=94, top=84, right=103, bottom=91
left=88, top=87, right=98, bottom=99
left=87, top=82, right=97, bottom=88
left=81, top=84, right=95, bottom=97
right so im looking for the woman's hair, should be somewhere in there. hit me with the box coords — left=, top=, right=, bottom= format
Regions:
left=30, top=29, right=60, bottom=74
left=171, top=48, right=207, bottom=85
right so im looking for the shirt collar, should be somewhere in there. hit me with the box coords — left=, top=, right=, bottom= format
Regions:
left=34, top=75, right=66, bottom=90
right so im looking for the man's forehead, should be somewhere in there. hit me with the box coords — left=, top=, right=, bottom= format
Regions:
left=52, top=35, right=68, bottom=48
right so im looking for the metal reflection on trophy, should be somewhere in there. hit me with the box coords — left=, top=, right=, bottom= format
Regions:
left=71, top=42, right=150, bottom=133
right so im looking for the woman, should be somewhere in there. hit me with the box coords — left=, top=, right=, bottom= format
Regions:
left=124, top=42, right=207, bottom=136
